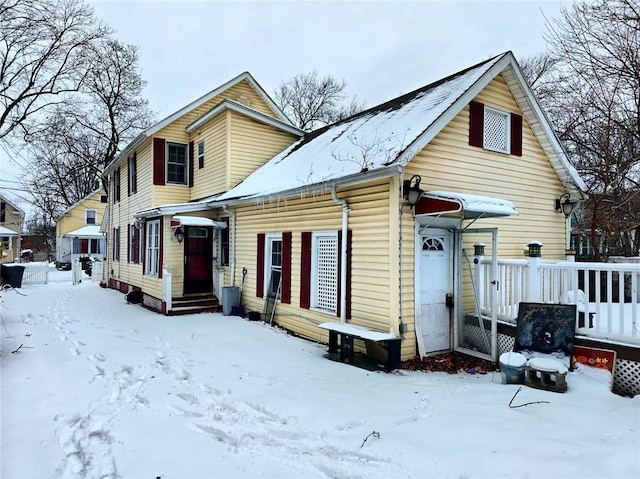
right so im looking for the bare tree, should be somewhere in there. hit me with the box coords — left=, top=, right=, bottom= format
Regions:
left=0, top=0, right=110, bottom=140
left=522, top=0, right=640, bottom=260
left=274, top=70, right=364, bottom=131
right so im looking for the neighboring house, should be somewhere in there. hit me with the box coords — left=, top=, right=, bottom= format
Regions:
left=55, top=189, right=107, bottom=270
left=0, top=193, right=24, bottom=263
left=103, top=52, right=586, bottom=364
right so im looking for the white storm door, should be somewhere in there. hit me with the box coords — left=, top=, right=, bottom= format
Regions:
left=419, top=231, right=451, bottom=354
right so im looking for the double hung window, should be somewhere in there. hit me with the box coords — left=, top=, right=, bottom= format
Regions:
left=145, top=220, right=160, bottom=276
left=167, top=142, right=188, bottom=185
left=264, top=234, right=282, bottom=298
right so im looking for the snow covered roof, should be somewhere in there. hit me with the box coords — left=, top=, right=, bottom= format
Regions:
left=64, top=225, right=104, bottom=239
left=217, top=51, right=585, bottom=204
left=0, top=225, right=18, bottom=236
left=134, top=195, right=222, bottom=218
left=170, top=216, right=227, bottom=228
left=418, top=191, right=519, bottom=219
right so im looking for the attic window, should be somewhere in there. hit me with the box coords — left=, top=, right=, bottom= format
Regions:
left=483, top=107, right=510, bottom=153
left=469, top=101, right=523, bottom=156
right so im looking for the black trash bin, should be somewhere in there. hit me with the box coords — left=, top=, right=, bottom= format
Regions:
left=1, top=264, right=26, bottom=288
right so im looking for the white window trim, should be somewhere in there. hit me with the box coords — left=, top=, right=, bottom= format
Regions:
left=483, top=105, right=511, bottom=154
left=85, top=208, right=98, bottom=225
left=145, top=219, right=161, bottom=276
left=166, top=141, right=189, bottom=186
left=310, top=230, right=338, bottom=315
left=263, top=233, right=282, bottom=299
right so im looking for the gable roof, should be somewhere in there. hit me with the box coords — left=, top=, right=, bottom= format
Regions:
left=0, top=193, right=24, bottom=217
left=217, top=52, right=585, bottom=204
left=185, top=99, right=303, bottom=136
left=105, top=72, right=296, bottom=174
left=55, top=188, right=105, bottom=221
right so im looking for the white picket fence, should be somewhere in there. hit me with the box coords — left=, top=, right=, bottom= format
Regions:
left=474, top=254, right=640, bottom=345
left=20, top=262, right=50, bottom=285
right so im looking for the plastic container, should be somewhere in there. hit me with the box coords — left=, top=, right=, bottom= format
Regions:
left=1, top=264, right=25, bottom=288
left=221, top=286, right=240, bottom=316
left=499, top=352, right=527, bottom=384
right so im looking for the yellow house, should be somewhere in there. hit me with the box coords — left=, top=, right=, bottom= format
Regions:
left=0, top=193, right=24, bottom=263
left=102, top=72, right=303, bottom=307
left=103, top=52, right=586, bottom=366
left=55, top=189, right=107, bottom=270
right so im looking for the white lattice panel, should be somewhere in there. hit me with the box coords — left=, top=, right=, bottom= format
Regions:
left=613, top=359, right=640, bottom=397
left=484, top=108, right=508, bottom=152
left=316, top=235, right=337, bottom=311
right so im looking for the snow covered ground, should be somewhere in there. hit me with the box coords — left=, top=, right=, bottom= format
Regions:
left=1, top=270, right=638, bottom=479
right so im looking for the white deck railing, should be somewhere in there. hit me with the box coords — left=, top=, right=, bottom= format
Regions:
left=475, top=254, right=640, bottom=345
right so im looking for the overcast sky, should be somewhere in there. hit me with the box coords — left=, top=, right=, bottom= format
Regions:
left=1, top=0, right=569, bottom=214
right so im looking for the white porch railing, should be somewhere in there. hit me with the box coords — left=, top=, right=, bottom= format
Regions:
left=20, top=262, right=50, bottom=285
left=212, top=268, right=225, bottom=301
left=475, top=252, right=640, bottom=345
left=163, top=265, right=172, bottom=312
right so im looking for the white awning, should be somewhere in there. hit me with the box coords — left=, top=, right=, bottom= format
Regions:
left=0, top=225, right=18, bottom=236
left=170, top=215, right=227, bottom=228
left=416, top=191, right=518, bottom=219
left=64, top=225, right=105, bottom=239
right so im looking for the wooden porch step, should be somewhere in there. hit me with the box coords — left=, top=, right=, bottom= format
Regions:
left=169, top=296, right=221, bottom=315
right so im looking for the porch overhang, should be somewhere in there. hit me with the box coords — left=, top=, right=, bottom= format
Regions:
left=170, top=215, right=227, bottom=229
left=0, top=225, right=18, bottom=237
left=415, top=191, right=518, bottom=219
left=64, top=225, right=105, bottom=239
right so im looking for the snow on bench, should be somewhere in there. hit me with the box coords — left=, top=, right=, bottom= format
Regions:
left=318, top=322, right=400, bottom=341
left=318, top=322, right=402, bottom=370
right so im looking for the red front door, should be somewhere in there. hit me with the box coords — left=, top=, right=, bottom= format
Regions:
left=184, top=226, right=213, bottom=294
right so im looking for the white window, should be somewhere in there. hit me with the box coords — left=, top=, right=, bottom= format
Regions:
left=166, top=142, right=188, bottom=185
left=263, top=234, right=282, bottom=298
left=483, top=106, right=510, bottom=153
left=145, top=220, right=161, bottom=276
left=85, top=209, right=97, bottom=225
left=311, top=231, right=338, bottom=313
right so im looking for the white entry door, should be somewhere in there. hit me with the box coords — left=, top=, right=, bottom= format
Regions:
left=418, top=230, right=451, bottom=354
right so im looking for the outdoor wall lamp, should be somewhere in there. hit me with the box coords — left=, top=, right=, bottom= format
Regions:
left=174, top=227, right=185, bottom=243
left=403, top=174, right=423, bottom=206
left=555, top=193, right=577, bottom=217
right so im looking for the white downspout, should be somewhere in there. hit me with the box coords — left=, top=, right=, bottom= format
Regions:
left=223, top=205, right=236, bottom=285
left=331, top=185, right=350, bottom=324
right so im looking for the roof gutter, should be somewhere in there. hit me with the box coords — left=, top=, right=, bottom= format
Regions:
left=212, top=164, right=400, bottom=208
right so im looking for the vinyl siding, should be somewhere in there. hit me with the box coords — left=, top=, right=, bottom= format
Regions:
left=228, top=111, right=299, bottom=189
left=190, top=112, right=229, bottom=199
left=405, top=74, right=568, bottom=259
left=56, top=192, right=106, bottom=237
left=233, top=180, right=395, bottom=345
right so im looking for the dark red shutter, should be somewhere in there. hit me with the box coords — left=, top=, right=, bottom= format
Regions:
left=132, top=152, right=137, bottom=193
left=188, top=141, right=194, bottom=187
left=281, top=232, right=292, bottom=304
left=141, top=223, right=146, bottom=272
left=125, top=225, right=129, bottom=261
left=158, top=217, right=163, bottom=279
left=469, top=100, right=484, bottom=147
left=134, top=226, right=140, bottom=263
left=153, top=138, right=166, bottom=185
left=256, top=233, right=265, bottom=298
left=300, top=232, right=312, bottom=309
left=336, top=230, right=352, bottom=319
left=127, top=157, right=131, bottom=197
left=510, top=113, right=523, bottom=156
